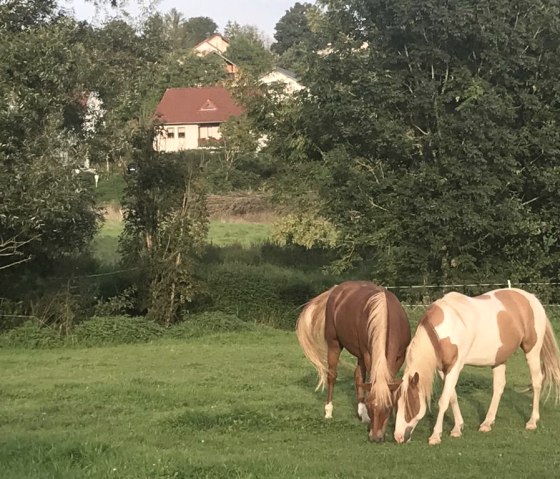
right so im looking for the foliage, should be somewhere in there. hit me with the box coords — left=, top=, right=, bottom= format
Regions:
left=159, top=10, right=217, bottom=51
left=0, top=2, right=99, bottom=275
left=224, top=22, right=275, bottom=77
left=272, top=213, right=339, bottom=249
left=267, top=0, right=560, bottom=284
left=203, top=114, right=276, bottom=192
left=120, top=140, right=209, bottom=325
left=167, top=312, right=256, bottom=338
left=70, top=315, right=165, bottom=346
left=0, top=321, right=63, bottom=349
left=272, top=2, right=315, bottom=55
left=199, top=261, right=337, bottom=329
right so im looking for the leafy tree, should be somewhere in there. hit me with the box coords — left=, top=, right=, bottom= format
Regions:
left=268, top=0, right=560, bottom=284
left=163, top=8, right=188, bottom=51
left=184, top=16, right=218, bottom=48
left=0, top=2, right=99, bottom=274
left=224, top=22, right=274, bottom=77
left=272, top=2, right=314, bottom=55
left=120, top=132, right=208, bottom=325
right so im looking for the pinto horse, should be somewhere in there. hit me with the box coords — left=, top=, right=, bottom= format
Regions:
left=394, top=288, right=560, bottom=445
left=296, top=281, right=411, bottom=442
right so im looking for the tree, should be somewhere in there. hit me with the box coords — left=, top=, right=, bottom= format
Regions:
left=163, top=8, right=188, bottom=51
left=267, top=0, right=560, bottom=284
left=0, top=2, right=99, bottom=275
left=120, top=132, right=208, bottom=325
left=272, top=2, right=314, bottom=55
left=224, top=22, right=274, bottom=77
left=184, top=16, right=218, bottom=48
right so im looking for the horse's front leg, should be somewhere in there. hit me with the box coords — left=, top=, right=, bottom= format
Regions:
left=325, top=341, right=341, bottom=419
left=429, top=366, right=462, bottom=445
left=438, top=371, right=464, bottom=437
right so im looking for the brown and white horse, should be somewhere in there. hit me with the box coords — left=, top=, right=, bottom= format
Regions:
left=296, top=281, right=411, bottom=442
left=394, top=288, right=560, bottom=445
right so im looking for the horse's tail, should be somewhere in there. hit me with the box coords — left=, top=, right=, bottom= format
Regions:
left=541, top=317, right=560, bottom=403
left=296, top=287, right=334, bottom=391
left=366, top=289, right=393, bottom=408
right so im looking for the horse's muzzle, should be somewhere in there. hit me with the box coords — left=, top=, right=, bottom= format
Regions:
left=368, top=433, right=385, bottom=443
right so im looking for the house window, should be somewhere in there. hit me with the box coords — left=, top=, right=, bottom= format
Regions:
left=198, top=124, right=221, bottom=140
left=177, top=127, right=185, bottom=138
left=166, top=127, right=175, bottom=139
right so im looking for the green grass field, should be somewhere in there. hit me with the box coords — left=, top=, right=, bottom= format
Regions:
left=92, top=219, right=272, bottom=265
left=2, top=327, right=560, bottom=478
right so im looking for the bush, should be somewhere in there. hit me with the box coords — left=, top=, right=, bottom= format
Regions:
left=0, top=321, right=63, bottom=349
left=70, top=316, right=165, bottom=347
left=198, top=262, right=338, bottom=329
left=168, top=312, right=256, bottom=339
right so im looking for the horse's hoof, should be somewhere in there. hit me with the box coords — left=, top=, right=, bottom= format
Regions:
left=428, top=435, right=441, bottom=446
left=450, top=423, right=464, bottom=437
left=525, top=421, right=537, bottom=430
left=479, top=423, right=492, bottom=433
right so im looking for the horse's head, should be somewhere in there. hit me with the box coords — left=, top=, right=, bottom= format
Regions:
left=394, top=372, right=427, bottom=443
left=364, top=380, right=402, bottom=443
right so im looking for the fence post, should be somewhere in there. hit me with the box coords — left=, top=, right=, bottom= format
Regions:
left=507, top=280, right=512, bottom=289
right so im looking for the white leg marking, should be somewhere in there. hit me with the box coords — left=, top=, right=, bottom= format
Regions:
left=358, top=402, right=370, bottom=423
left=324, top=402, right=333, bottom=419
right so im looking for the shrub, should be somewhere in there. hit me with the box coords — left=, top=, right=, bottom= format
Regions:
left=199, top=262, right=338, bottom=329
left=0, top=321, right=63, bottom=349
left=70, top=316, right=164, bottom=346
left=167, top=312, right=255, bottom=339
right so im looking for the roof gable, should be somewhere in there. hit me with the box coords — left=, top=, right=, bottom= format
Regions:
left=155, top=86, right=244, bottom=125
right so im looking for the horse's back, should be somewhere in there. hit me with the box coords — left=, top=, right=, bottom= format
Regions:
left=325, top=281, right=388, bottom=357
left=435, top=288, right=545, bottom=366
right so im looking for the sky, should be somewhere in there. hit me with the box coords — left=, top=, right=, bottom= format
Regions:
left=65, top=0, right=300, bottom=41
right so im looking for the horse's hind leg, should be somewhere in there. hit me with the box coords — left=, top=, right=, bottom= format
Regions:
left=525, top=348, right=544, bottom=430
left=479, top=364, right=506, bottom=432
left=355, top=359, right=370, bottom=423
left=325, top=341, right=342, bottom=419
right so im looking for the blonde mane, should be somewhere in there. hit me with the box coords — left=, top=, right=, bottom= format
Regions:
left=366, top=290, right=393, bottom=408
left=401, top=325, right=438, bottom=407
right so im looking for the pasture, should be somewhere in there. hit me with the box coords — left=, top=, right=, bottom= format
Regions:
left=2, top=324, right=560, bottom=478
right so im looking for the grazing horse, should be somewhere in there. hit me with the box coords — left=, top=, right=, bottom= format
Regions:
left=394, top=288, right=560, bottom=445
left=296, top=281, right=411, bottom=442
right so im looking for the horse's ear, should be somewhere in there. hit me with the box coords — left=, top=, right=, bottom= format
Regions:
left=388, top=379, right=402, bottom=392
left=410, top=372, right=419, bottom=387
left=362, top=382, right=372, bottom=392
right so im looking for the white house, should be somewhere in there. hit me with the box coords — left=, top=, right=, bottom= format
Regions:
left=153, top=86, right=244, bottom=152
left=259, top=67, right=304, bottom=95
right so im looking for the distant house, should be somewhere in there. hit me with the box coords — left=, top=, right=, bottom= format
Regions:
left=193, top=33, right=230, bottom=55
left=260, top=67, right=304, bottom=95
left=193, top=34, right=238, bottom=76
left=154, top=86, right=244, bottom=152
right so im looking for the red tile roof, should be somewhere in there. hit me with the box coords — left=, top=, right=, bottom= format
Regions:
left=155, top=86, right=244, bottom=125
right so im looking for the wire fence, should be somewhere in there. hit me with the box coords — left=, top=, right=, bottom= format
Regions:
left=384, top=280, right=560, bottom=307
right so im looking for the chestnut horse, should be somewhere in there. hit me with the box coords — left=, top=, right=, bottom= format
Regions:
left=394, top=288, right=560, bottom=445
left=296, top=281, right=411, bottom=442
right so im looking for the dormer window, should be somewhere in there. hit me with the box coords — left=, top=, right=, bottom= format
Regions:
left=200, top=99, right=217, bottom=111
